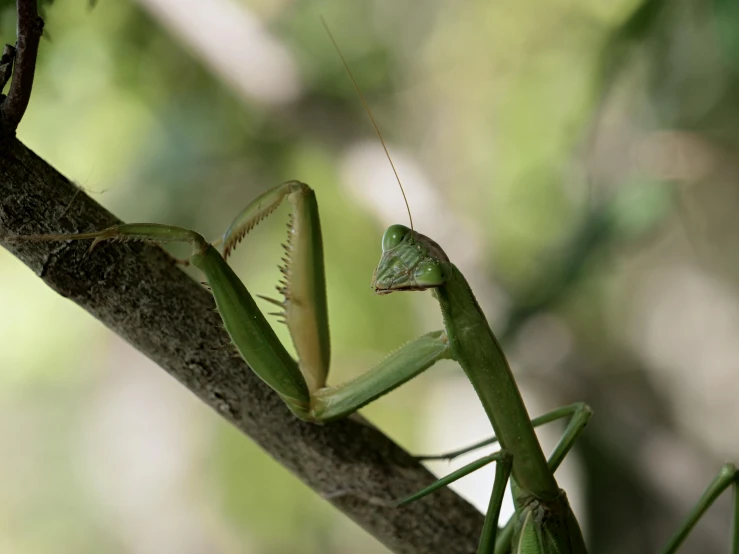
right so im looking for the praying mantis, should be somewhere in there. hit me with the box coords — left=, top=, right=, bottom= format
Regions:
left=10, top=180, right=739, bottom=553
left=6, top=26, right=739, bottom=554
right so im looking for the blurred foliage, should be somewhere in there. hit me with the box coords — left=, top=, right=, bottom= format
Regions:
left=3, top=0, right=739, bottom=553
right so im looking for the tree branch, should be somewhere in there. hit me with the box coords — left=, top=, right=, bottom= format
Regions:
left=1, top=0, right=43, bottom=134
left=0, top=136, right=484, bottom=554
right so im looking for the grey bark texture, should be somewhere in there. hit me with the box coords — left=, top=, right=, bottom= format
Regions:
left=0, top=136, right=485, bottom=554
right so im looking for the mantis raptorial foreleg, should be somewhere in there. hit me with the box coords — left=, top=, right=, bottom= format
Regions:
left=14, top=181, right=454, bottom=422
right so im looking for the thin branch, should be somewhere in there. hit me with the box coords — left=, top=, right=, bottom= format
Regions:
left=1, top=0, right=43, bottom=133
left=0, top=136, right=484, bottom=554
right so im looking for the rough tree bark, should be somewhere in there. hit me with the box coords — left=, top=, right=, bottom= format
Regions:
left=0, top=136, right=486, bottom=553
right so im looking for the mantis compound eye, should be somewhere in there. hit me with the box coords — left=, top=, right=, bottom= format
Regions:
left=414, top=260, right=450, bottom=287
left=381, top=224, right=411, bottom=252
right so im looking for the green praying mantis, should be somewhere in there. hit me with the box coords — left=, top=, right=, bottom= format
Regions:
left=8, top=27, right=739, bottom=554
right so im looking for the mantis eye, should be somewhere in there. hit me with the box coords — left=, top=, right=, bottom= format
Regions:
left=414, top=260, right=449, bottom=286
left=381, top=224, right=410, bottom=252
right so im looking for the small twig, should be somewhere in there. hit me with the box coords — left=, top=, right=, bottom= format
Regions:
left=1, top=0, right=44, bottom=134
left=0, top=45, right=16, bottom=92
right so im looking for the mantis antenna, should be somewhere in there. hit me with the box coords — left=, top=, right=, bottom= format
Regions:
left=320, top=17, right=414, bottom=230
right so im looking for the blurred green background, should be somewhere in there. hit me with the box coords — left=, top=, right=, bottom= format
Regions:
left=2, top=0, right=739, bottom=552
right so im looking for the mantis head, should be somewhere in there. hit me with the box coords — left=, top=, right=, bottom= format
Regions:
left=372, top=224, right=452, bottom=294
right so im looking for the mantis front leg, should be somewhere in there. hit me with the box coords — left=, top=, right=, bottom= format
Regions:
left=211, top=180, right=453, bottom=420
left=15, top=180, right=452, bottom=423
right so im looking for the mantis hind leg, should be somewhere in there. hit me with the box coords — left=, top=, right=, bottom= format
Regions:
left=415, top=402, right=593, bottom=466
left=495, top=403, right=592, bottom=553
left=659, top=463, right=738, bottom=554
left=406, top=404, right=592, bottom=553
left=397, top=450, right=513, bottom=554
left=480, top=452, right=514, bottom=554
